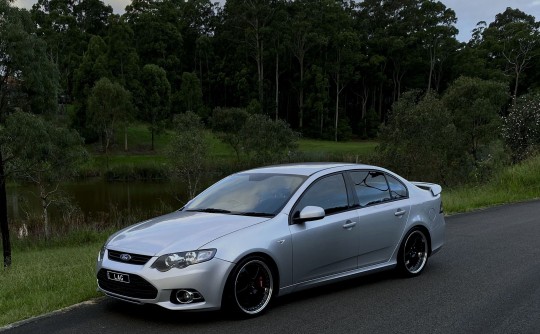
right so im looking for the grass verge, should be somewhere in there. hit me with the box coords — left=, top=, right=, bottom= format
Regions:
left=443, top=155, right=540, bottom=214
left=0, top=242, right=103, bottom=327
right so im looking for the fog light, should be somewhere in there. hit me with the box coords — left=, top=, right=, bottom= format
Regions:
left=176, top=290, right=194, bottom=304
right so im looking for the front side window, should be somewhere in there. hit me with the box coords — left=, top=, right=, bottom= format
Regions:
left=294, top=174, right=349, bottom=215
left=350, top=171, right=391, bottom=207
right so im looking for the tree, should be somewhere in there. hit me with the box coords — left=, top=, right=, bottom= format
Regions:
left=442, top=76, right=509, bottom=163
left=167, top=112, right=209, bottom=200
left=178, top=72, right=203, bottom=114
left=87, top=78, right=133, bottom=160
left=1, top=0, right=59, bottom=267
left=479, top=8, right=540, bottom=104
left=1, top=112, right=87, bottom=239
left=242, top=114, right=299, bottom=164
left=211, top=107, right=249, bottom=161
left=139, top=64, right=171, bottom=150
left=377, top=91, right=459, bottom=184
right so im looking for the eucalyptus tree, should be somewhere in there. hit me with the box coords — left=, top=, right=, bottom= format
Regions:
left=31, top=0, right=112, bottom=96
left=1, top=0, right=58, bottom=267
left=2, top=112, right=87, bottom=239
left=479, top=8, right=540, bottom=104
left=124, top=0, right=184, bottom=85
left=87, top=77, right=133, bottom=157
left=222, top=0, right=275, bottom=108
left=139, top=64, right=171, bottom=151
left=287, top=0, right=319, bottom=129
left=415, top=1, right=459, bottom=92
left=105, top=15, right=140, bottom=91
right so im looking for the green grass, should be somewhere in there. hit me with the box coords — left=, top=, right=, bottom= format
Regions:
left=0, top=242, right=103, bottom=327
left=443, top=155, right=540, bottom=214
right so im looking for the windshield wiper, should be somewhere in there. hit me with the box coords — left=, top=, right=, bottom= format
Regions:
left=236, top=212, right=275, bottom=217
left=187, top=208, right=232, bottom=214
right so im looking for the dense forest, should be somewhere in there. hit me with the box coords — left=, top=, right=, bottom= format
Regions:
left=4, top=0, right=539, bottom=141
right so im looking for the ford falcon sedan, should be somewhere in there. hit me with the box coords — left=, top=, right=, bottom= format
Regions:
left=96, top=163, right=445, bottom=317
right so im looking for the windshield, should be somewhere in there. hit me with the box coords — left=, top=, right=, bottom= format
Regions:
left=184, top=173, right=307, bottom=217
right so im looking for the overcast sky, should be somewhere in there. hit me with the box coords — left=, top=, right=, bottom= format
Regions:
left=13, top=0, right=540, bottom=42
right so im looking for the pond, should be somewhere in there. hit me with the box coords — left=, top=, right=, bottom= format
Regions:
left=6, top=179, right=193, bottom=222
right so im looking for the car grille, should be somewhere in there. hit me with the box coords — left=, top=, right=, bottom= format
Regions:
left=108, top=250, right=153, bottom=265
left=97, top=269, right=158, bottom=300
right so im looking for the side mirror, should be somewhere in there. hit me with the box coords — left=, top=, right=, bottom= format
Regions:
left=295, top=206, right=325, bottom=223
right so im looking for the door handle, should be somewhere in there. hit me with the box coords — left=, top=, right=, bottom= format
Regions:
left=394, top=209, right=407, bottom=217
left=342, top=221, right=357, bottom=229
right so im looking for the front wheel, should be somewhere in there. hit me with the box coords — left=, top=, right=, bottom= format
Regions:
left=397, top=229, right=429, bottom=277
left=224, top=256, right=274, bottom=317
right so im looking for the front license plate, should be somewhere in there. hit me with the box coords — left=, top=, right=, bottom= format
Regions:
left=107, top=271, right=130, bottom=283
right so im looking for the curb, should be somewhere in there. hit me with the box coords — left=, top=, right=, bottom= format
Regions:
left=0, top=297, right=106, bottom=332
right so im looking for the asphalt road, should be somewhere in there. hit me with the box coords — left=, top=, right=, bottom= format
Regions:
left=3, top=201, right=540, bottom=334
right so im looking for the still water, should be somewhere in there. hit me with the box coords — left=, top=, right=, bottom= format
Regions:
left=6, top=179, right=191, bottom=221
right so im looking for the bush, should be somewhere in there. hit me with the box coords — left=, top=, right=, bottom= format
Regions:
left=377, top=91, right=460, bottom=184
left=502, top=93, right=540, bottom=162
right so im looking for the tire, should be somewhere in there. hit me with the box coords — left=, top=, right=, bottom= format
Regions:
left=397, top=228, right=429, bottom=277
left=223, top=256, right=274, bottom=317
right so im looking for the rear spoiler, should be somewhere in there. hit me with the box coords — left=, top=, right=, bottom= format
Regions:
left=411, top=182, right=442, bottom=196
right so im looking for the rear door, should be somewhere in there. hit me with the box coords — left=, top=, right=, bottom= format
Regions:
left=349, top=171, right=410, bottom=267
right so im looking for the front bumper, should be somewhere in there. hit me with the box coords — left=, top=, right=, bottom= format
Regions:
left=96, top=249, right=234, bottom=310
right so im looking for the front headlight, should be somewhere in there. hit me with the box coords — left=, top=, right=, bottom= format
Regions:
left=98, top=245, right=106, bottom=262
left=151, top=249, right=217, bottom=272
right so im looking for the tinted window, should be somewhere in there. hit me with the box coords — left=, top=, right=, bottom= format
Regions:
left=295, top=174, right=349, bottom=215
left=350, top=171, right=391, bottom=206
left=386, top=174, right=408, bottom=199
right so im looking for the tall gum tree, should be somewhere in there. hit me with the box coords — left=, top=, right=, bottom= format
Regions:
left=0, top=0, right=58, bottom=267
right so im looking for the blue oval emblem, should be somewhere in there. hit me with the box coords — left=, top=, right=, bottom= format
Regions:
left=120, top=253, right=132, bottom=261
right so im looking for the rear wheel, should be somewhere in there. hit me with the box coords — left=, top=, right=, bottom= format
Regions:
left=224, top=256, right=274, bottom=317
left=398, top=229, right=429, bottom=277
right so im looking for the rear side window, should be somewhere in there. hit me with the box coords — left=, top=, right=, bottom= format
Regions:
left=350, top=171, right=391, bottom=207
left=386, top=174, right=408, bottom=199
left=294, top=174, right=349, bottom=215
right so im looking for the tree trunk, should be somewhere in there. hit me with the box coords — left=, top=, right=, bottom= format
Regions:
left=0, top=151, right=12, bottom=268
left=513, top=69, right=520, bottom=106
left=275, top=52, right=279, bottom=121
left=124, top=125, right=128, bottom=152
left=335, top=74, right=340, bottom=142
left=299, top=57, right=304, bottom=129
left=41, top=193, right=49, bottom=239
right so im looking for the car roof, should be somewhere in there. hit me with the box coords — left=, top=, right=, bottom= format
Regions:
left=239, top=163, right=376, bottom=176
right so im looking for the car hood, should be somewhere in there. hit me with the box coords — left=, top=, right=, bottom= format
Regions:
left=106, top=211, right=270, bottom=256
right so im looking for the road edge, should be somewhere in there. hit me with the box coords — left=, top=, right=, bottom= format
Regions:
left=0, top=297, right=106, bottom=332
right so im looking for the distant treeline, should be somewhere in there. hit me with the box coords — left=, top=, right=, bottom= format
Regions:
left=18, top=0, right=540, bottom=140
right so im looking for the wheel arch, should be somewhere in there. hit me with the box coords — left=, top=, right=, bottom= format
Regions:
left=407, top=224, right=432, bottom=256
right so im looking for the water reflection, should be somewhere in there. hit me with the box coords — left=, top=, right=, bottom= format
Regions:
left=6, top=179, right=189, bottom=221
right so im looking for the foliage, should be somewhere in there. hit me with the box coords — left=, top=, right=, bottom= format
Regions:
left=1, top=112, right=88, bottom=238
left=241, top=114, right=299, bottom=164
left=1, top=0, right=60, bottom=267
left=177, top=72, right=203, bottom=116
left=166, top=112, right=209, bottom=200
left=87, top=77, right=133, bottom=156
left=502, top=93, right=540, bottom=162
left=377, top=91, right=460, bottom=184
left=139, top=64, right=171, bottom=150
left=442, top=76, right=509, bottom=164
left=211, top=107, right=249, bottom=161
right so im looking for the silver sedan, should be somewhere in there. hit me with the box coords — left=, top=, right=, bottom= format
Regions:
left=96, top=163, right=445, bottom=316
